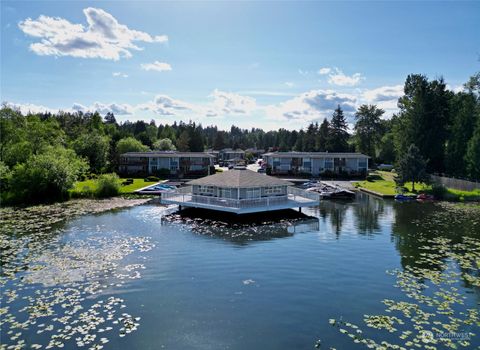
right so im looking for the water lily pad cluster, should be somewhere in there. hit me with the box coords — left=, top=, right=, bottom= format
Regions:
left=0, top=200, right=155, bottom=350
left=327, top=234, right=480, bottom=350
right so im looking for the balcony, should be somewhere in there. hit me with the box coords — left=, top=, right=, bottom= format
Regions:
left=161, top=186, right=320, bottom=214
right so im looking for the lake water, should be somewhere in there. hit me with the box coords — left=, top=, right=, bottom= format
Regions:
left=1, top=194, right=479, bottom=349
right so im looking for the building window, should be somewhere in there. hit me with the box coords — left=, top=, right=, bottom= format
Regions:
left=264, top=186, right=283, bottom=195
left=246, top=188, right=261, bottom=199
left=358, top=159, right=367, bottom=169
left=325, top=158, right=334, bottom=169
left=219, top=188, right=232, bottom=198
left=198, top=186, right=215, bottom=195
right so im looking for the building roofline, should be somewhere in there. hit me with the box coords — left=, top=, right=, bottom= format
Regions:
left=121, top=151, right=216, bottom=158
left=262, top=151, right=370, bottom=158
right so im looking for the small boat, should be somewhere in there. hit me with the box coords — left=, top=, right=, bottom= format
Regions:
left=328, top=189, right=356, bottom=199
left=416, top=193, right=434, bottom=201
left=394, top=194, right=416, bottom=201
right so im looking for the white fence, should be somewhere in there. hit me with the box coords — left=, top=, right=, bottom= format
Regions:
left=431, top=175, right=480, bottom=192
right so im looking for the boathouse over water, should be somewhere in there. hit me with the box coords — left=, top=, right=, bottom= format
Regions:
left=161, top=167, right=319, bottom=214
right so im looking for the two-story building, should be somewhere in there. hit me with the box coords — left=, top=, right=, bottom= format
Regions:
left=262, top=152, right=369, bottom=176
left=119, top=152, right=215, bottom=177
left=218, top=148, right=245, bottom=166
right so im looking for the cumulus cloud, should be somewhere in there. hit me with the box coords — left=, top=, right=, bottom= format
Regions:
left=138, top=95, right=192, bottom=116
left=5, top=102, right=57, bottom=115
left=113, top=72, right=128, bottom=78
left=361, top=85, right=403, bottom=114
left=72, top=102, right=133, bottom=115
left=327, top=68, right=365, bottom=86
left=210, top=89, right=257, bottom=115
left=317, top=67, right=365, bottom=86
left=140, top=61, right=172, bottom=72
left=18, top=7, right=168, bottom=60
left=265, top=89, right=357, bottom=122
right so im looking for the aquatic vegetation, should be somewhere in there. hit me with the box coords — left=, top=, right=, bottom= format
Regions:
left=325, top=204, right=480, bottom=350
left=0, top=199, right=155, bottom=350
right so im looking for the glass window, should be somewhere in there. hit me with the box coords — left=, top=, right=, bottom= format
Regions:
left=246, top=188, right=261, bottom=199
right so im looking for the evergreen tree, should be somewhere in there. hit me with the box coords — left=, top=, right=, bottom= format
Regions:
left=395, top=74, right=451, bottom=173
left=213, top=131, right=226, bottom=150
left=294, top=130, right=305, bottom=151
left=316, top=118, right=330, bottom=151
left=176, top=130, right=190, bottom=151
left=328, top=105, right=349, bottom=152
left=465, top=117, right=480, bottom=179
left=445, top=93, right=477, bottom=176
left=304, top=123, right=318, bottom=151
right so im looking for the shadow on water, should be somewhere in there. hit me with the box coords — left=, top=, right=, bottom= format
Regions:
left=163, top=208, right=320, bottom=245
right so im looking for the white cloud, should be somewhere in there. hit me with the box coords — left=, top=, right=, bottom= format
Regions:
left=318, top=67, right=332, bottom=75
left=362, top=85, right=403, bottom=102
left=284, top=82, right=295, bottom=88
left=72, top=102, right=133, bottom=115
left=327, top=68, right=365, bottom=86
left=138, top=94, right=192, bottom=116
left=361, top=85, right=403, bottom=115
left=210, top=89, right=257, bottom=115
left=140, top=61, right=172, bottom=72
left=113, top=72, right=128, bottom=78
left=5, top=102, right=57, bottom=115
left=18, top=7, right=168, bottom=60
left=265, top=89, right=357, bottom=122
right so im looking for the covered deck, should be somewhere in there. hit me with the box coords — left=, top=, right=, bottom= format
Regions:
left=161, top=186, right=319, bottom=214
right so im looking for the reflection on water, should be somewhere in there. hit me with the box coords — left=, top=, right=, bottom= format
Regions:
left=1, top=195, right=479, bottom=350
left=162, top=208, right=320, bottom=244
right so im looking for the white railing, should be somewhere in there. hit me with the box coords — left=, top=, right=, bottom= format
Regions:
left=161, top=186, right=319, bottom=209
left=287, top=186, right=321, bottom=201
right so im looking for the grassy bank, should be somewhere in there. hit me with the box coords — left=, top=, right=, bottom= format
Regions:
left=70, top=178, right=159, bottom=198
left=353, top=171, right=427, bottom=196
left=353, top=171, right=480, bottom=201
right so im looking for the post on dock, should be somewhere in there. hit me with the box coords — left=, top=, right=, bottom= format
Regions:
left=298, top=207, right=302, bottom=213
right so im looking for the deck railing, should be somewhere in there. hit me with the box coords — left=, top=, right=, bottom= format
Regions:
left=162, top=186, right=319, bottom=209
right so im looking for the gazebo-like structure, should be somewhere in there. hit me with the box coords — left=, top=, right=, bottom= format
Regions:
left=161, top=167, right=320, bottom=214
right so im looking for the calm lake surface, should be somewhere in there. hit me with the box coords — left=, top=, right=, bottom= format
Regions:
left=1, top=193, right=479, bottom=349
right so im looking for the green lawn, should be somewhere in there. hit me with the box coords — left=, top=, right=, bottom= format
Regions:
left=354, top=171, right=428, bottom=196
left=354, top=171, right=480, bottom=201
left=71, top=178, right=159, bottom=196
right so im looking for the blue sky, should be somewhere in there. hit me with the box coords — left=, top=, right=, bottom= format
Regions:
left=1, top=1, right=479, bottom=130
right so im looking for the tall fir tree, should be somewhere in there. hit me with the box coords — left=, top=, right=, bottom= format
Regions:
left=328, top=105, right=349, bottom=152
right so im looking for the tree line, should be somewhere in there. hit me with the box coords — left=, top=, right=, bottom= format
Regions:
left=1, top=72, right=479, bottom=204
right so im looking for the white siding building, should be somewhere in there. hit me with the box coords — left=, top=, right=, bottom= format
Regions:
left=262, top=152, right=369, bottom=176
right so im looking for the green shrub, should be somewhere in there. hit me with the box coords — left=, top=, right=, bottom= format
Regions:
left=156, top=168, right=171, bottom=177
left=366, top=174, right=383, bottom=182
left=7, top=146, right=88, bottom=204
left=215, top=168, right=224, bottom=173
left=144, top=176, right=160, bottom=182
left=70, top=185, right=95, bottom=199
left=430, top=183, right=447, bottom=199
left=95, top=173, right=120, bottom=198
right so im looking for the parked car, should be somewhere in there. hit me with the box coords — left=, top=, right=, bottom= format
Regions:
left=378, top=164, right=394, bottom=171
left=257, top=168, right=266, bottom=173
